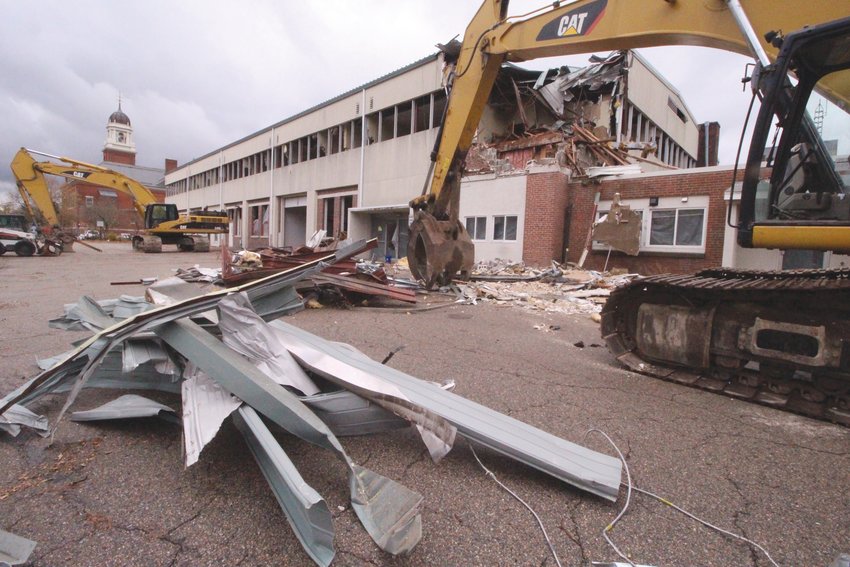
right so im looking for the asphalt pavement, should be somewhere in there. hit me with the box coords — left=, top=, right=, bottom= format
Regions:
left=0, top=243, right=847, bottom=566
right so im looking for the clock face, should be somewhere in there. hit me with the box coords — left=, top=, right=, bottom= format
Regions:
left=118, top=132, right=126, bottom=143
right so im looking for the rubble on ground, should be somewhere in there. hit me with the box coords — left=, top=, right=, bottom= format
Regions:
left=0, top=238, right=622, bottom=566
left=458, top=259, right=640, bottom=315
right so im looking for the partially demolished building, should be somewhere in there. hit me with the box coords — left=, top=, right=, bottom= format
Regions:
left=165, top=49, right=711, bottom=270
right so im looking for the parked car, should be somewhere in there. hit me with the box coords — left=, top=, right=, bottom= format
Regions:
left=79, top=230, right=99, bottom=240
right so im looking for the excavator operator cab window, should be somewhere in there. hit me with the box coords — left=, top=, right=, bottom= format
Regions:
left=145, top=204, right=179, bottom=229
left=747, top=18, right=850, bottom=225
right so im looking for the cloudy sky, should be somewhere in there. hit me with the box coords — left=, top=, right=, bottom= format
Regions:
left=0, top=0, right=777, bottom=198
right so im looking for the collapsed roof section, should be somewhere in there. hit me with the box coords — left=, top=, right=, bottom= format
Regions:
left=468, top=50, right=696, bottom=178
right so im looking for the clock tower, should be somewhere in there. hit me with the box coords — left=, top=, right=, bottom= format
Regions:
left=103, top=99, right=136, bottom=165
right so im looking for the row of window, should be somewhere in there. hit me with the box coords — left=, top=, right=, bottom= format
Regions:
left=465, top=215, right=519, bottom=242
left=166, top=90, right=448, bottom=197
left=622, top=101, right=696, bottom=169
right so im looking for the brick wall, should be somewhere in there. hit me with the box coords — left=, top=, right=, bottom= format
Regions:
left=522, top=170, right=570, bottom=265
left=564, top=168, right=741, bottom=274
left=102, top=149, right=135, bottom=165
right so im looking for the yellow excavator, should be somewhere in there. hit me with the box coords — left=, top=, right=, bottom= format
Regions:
left=11, top=148, right=229, bottom=252
left=408, top=0, right=850, bottom=424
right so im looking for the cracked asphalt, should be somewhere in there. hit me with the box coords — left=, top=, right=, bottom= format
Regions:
left=1, top=243, right=848, bottom=566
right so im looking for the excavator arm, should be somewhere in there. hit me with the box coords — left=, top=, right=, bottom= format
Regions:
left=11, top=148, right=156, bottom=224
left=11, top=148, right=229, bottom=253
left=408, top=0, right=850, bottom=287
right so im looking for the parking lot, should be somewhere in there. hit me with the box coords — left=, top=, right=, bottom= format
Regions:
left=1, top=243, right=848, bottom=566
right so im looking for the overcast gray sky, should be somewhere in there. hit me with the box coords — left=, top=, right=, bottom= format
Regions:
left=1, top=0, right=765, bottom=199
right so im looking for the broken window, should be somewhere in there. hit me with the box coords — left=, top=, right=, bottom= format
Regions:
left=380, top=108, right=395, bottom=142
left=433, top=91, right=447, bottom=127
left=329, top=127, right=340, bottom=154
left=352, top=119, right=363, bottom=148
left=668, top=97, right=688, bottom=123
left=649, top=208, right=704, bottom=247
left=366, top=113, right=378, bottom=144
left=414, top=94, right=431, bottom=132
left=465, top=216, right=486, bottom=240
left=317, top=131, right=328, bottom=157
left=397, top=102, right=412, bottom=137
left=493, top=215, right=518, bottom=241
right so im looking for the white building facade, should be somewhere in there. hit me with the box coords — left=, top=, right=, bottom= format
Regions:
left=165, top=50, right=701, bottom=263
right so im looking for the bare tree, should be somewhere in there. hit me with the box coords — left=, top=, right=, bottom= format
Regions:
left=86, top=199, right=121, bottom=233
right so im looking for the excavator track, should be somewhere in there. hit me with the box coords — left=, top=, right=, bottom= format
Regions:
left=601, top=268, right=850, bottom=426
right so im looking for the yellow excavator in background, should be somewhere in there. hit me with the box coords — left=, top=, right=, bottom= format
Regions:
left=409, top=0, right=850, bottom=424
left=11, top=148, right=229, bottom=252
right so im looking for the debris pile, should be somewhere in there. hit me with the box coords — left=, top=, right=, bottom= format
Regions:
left=460, top=260, right=639, bottom=315
left=0, top=238, right=621, bottom=566
left=170, top=234, right=417, bottom=306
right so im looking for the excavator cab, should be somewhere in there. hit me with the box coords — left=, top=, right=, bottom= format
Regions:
left=144, top=203, right=180, bottom=230
left=738, top=16, right=850, bottom=251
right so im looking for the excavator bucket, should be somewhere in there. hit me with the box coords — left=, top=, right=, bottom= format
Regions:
left=407, top=211, right=474, bottom=289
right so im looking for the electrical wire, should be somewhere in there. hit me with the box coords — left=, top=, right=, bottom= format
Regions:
left=726, top=88, right=759, bottom=229
left=467, top=440, right=563, bottom=567
left=630, top=485, right=780, bottom=567
left=584, top=429, right=636, bottom=566
left=587, top=429, right=781, bottom=567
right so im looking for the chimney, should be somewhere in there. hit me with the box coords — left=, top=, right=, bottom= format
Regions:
left=697, top=122, right=720, bottom=167
left=165, top=158, right=178, bottom=174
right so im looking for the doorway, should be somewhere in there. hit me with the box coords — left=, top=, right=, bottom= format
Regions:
left=371, top=214, right=409, bottom=262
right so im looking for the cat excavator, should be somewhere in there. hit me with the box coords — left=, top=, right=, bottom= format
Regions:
left=11, top=148, right=229, bottom=252
left=408, top=0, right=850, bottom=424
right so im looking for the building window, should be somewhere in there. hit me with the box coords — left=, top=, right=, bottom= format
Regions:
left=323, top=198, right=335, bottom=236
left=397, top=102, right=412, bottom=137
left=465, top=216, right=486, bottom=240
left=594, top=196, right=708, bottom=254
left=380, top=108, right=395, bottom=141
left=649, top=208, right=704, bottom=247
left=493, top=215, right=518, bottom=241
left=414, top=95, right=431, bottom=132
left=85, top=196, right=94, bottom=208
left=250, top=204, right=269, bottom=237
left=228, top=208, right=242, bottom=237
